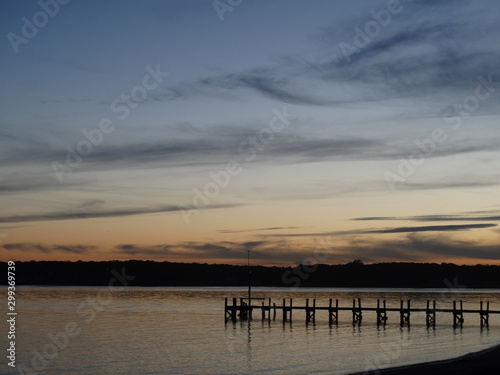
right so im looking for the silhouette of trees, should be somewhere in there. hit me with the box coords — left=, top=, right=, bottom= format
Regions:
left=1, top=260, right=499, bottom=288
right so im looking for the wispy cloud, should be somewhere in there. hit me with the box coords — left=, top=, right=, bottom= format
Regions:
left=195, top=70, right=333, bottom=106
left=0, top=203, right=242, bottom=223
left=367, top=224, right=496, bottom=233
left=6, top=130, right=500, bottom=179
left=259, top=223, right=497, bottom=238
left=135, top=1, right=500, bottom=109
left=353, top=210, right=500, bottom=222
left=2, top=243, right=96, bottom=254
left=115, top=244, right=174, bottom=257
left=218, top=226, right=307, bottom=234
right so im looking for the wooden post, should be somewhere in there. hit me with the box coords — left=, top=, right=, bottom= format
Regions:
left=352, top=298, right=355, bottom=325
left=433, top=300, right=436, bottom=326
left=459, top=300, right=464, bottom=328
left=268, top=298, right=271, bottom=322
left=453, top=300, right=456, bottom=328
left=480, top=301, right=483, bottom=328
left=273, top=302, right=276, bottom=320
left=377, top=299, right=381, bottom=326
left=426, top=300, right=436, bottom=328
left=400, top=300, right=403, bottom=327
left=487, top=301, right=490, bottom=327
left=240, top=298, right=247, bottom=320
left=336, top=299, right=339, bottom=325
left=453, top=300, right=464, bottom=328
left=329, top=298, right=333, bottom=325
left=407, top=299, right=411, bottom=327
left=329, top=298, right=338, bottom=326
left=312, top=299, right=316, bottom=324
left=400, top=300, right=410, bottom=327
left=376, top=299, right=387, bottom=326
left=290, top=298, right=293, bottom=324
left=232, top=297, right=237, bottom=323
left=352, top=298, right=362, bottom=325
left=306, top=299, right=310, bottom=324
left=283, top=298, right=287, bottom=322
left=225, top=297, right=228, bottom=323
left=426, top=299, right=429, bottom=327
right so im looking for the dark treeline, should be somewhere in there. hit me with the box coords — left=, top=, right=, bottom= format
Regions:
left=2, top=260, right=500, bottom=288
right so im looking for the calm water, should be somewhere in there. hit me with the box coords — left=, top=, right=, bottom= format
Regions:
left=1, top=287, right=500, bottom=374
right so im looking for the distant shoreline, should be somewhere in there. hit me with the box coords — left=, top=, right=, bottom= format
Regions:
left=352, top=344, right=500, bottom=375
left=2, top=260, right=500, bottom=288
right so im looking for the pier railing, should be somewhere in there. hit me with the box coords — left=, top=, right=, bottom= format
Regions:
left=224, top=297, right=498, bottom=328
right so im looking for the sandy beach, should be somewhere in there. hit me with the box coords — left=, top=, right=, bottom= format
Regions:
left=354, top=344, right=500, bottom=375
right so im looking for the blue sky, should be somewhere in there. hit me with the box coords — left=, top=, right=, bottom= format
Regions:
left=1, top=0, right=500, bottom=265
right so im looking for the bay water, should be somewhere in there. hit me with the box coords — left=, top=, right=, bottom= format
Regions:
left=2, top=287, right=500, bottom=374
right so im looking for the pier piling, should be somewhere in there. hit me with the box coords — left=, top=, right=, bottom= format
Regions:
left=426, top=300, right=436, bottom=329
left=399, top=299, right=410, bottom=327
left=328, top=298, right=339, bottom=326
left=376, top=299, right=388, bottom=326
left=453, top=300, right=464, bottom=328
left=352, top=298, right=362, bottom=326
left=480, top=301, right=490, bottom=329
left=306, top=299, right=316, bottom=325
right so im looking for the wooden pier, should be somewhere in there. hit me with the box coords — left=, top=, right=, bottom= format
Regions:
left=224, top=297, right=499, bottom=328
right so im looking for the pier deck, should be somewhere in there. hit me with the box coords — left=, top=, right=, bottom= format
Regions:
left=224, top=297, right=498, bottom=328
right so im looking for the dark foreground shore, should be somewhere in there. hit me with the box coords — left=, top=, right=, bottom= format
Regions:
left=353, top=344, right=500, bottom=375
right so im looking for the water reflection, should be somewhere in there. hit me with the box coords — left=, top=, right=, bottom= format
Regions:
left=247, top=320, right=253, bottom=372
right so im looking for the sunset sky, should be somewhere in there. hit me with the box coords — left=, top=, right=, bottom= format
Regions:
left=1, top=0, right=500, bottom=266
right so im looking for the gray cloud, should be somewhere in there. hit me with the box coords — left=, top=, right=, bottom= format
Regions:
left=2, top=115, right=500, bottom=188
left=196, top=70, right=334, bottom=106
left=2, top=243, right=96, bottom=254
left=0, top=203, right=241, bottom=223
left=369, top=224, right=496, bottom=233
left=395, top=180, right=500, bottom=191
left=260, top=223, right=497, bottom=237
left=218, top=226, right=306, bottom=234
left=115, top=244, right=174, bottom=257
left=314, top=1, right=500, bottom=101
left=342, top=233, right=500, bottom=263
left=353, top=210, right=500, bottom=222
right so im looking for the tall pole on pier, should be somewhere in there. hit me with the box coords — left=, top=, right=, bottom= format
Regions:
left=248, top=249, right=251, bottom=304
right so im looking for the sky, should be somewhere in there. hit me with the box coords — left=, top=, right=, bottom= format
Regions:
left=1, top=0, right=500, bottom=266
